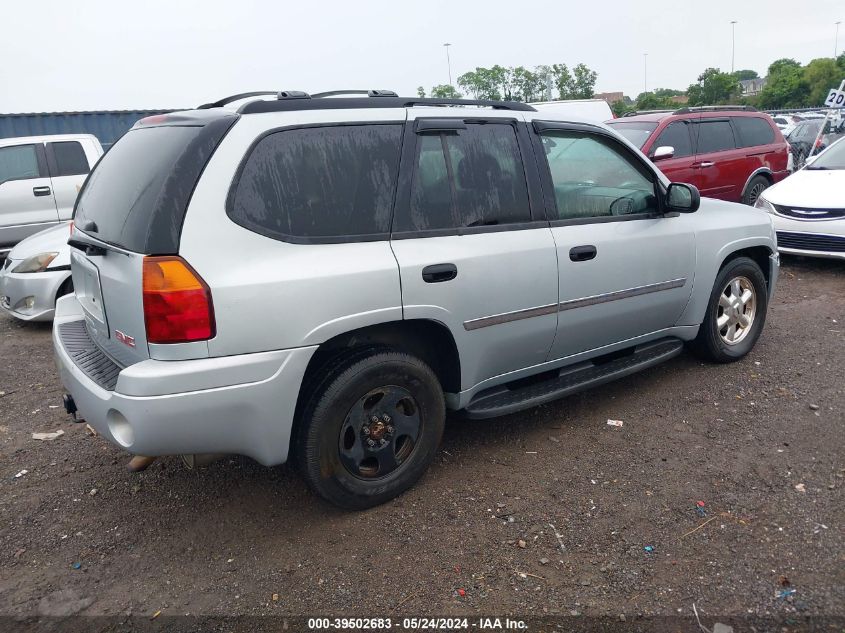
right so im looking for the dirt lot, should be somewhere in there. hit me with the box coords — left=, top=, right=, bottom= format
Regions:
left=0, top=256, right=842, bottom=627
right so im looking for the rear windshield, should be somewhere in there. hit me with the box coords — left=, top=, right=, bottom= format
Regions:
left=74, top=126, right=203, bottom=253
left=606, top=121, right=658, bottom=148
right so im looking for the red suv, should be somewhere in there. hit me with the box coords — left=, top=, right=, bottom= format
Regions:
left=607, top=107, right=790, bottom=206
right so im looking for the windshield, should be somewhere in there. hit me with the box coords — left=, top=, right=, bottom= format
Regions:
left=807, top=138, right=845, bottom=169
left=606, top=121, right=658, bottom=148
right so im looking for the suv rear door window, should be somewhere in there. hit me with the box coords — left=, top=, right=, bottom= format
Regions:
left=48, top=141, right=90, bottom=176
left=652, top=122, right=693, bottom=158
left=229, top=124, right=402, bottom=241
left=694, top=120, right=736, bottom=153
left=0, top=144, right=40, bottom=183
left=539, top=130, right=659, bottom=220
left=402, top=123, right=531, bottom=232
left=733, top=117, right=775, bottom=147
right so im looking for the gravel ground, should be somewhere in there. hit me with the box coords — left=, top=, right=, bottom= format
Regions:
left=0, top=255, right=842, bottom=627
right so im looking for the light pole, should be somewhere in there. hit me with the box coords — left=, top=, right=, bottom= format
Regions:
left=643, top=53, right=648, bottom=94
left=730, top=21, right=738, bottom=73
left=443, top=43, right=453, bottom=86
left=836, top=22, right=842, bottom=58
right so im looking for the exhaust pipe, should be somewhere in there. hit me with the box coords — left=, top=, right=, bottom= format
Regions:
left=126, top=455, right=157, bottom=472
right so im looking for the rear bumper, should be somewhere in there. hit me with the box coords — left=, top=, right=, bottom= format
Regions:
left=52, top=294, right=317, bottom=466
left=0, top=265, right=70, bottom=322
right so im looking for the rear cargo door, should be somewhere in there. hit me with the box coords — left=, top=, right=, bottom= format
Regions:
left=69, top=115, right=235, bottom=365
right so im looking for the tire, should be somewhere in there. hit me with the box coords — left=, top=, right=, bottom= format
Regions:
left=295, top=350, right=445, bottom=510
left=742, top=175, right=770, bottom=206
left=689, top=257, right=768, bottom=363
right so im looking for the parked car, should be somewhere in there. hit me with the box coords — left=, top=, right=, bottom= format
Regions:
left=607, top=106, right=790, bottom=206
left=0, top=222, right=73, bottom=321
left=785, top=119, right=845, bottom=168
left=755, top=136, right=845, bottom=260
left=531, top=98, right=614, bottom=122
left=0, top=134, right=102, bottom=257
left=53, top=91, right=778, bottom=509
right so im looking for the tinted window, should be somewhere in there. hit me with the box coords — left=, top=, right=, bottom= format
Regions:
left=0, top=144, right=40, bottom=183
left=694, top=120, right=736, bottom=153
left=652, top=122, right=693, bottom=158
left=230, top=125, right=402, bottom=240
left=539, top=131, right=658, bottom=220
left=606, top=121, right=658, bottom=148
left=49, top=141, right=90, bottom=176
left=733, top=117, right=775, bottom=148
left=75, top=126, right=203, bottom=251
left=403, top=123, right=531, bottom=231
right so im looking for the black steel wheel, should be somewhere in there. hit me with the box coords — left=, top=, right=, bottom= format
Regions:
left=296, top=350, right=445, bottom=509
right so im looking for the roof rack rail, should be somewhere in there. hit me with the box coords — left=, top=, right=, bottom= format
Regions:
left=197, top=91, right=279, bottom=109
left=237, top=96, right=536, bottom=115
left=673, top=105, right=758, bottom=114
left=621, top=109, right=674, bottom=117
left=311, top=89, right=398, bottom=98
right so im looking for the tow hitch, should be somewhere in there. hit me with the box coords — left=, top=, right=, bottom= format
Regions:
left=62, top=394, right=79, bottom=421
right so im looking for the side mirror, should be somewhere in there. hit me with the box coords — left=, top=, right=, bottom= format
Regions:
left=666, top=182, right=700, bottom=213
left=803, top=154, right=818, bottom=167
left=651, top=145, right=675, bottom=161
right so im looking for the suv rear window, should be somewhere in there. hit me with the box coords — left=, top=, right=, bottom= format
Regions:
left=74, top=126, right=204, bottom=252
left=229, top=124, right=402, bottom=241
left=733, top=117, right=775, bottom=147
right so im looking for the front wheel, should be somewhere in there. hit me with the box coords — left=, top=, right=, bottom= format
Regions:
left=689, top=257, right=768, bottom=363
left=295, top=350, right=445, bottom=510
left=742, top=175, right=770, bottom=206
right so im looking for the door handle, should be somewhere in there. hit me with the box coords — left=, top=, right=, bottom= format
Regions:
left=569, top=245, right=597, bottom=262
left=32, top=186, right=52, bottom=197
left=422, top=263, right=458, bottom=283
left=698, top=161, right=715, bottom=168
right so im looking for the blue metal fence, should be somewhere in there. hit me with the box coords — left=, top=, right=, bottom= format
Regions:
left=0, top=110, right=179, bottom=149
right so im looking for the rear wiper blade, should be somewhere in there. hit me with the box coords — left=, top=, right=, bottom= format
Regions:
left=464, top=219, right=499, bottom=228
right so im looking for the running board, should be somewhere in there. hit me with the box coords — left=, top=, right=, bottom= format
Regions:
left=464, top=338, right=684, bottom=419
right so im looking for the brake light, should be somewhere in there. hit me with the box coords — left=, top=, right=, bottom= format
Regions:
left=142, top=256, right=215, bottom=344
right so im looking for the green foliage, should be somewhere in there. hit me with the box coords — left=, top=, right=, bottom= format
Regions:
left=758, top=58, right=808, bottom=109
left=733, top=69, right=759, bottom=81
left=457, top=62, right=596, bottom=102
left=686, top=68, right=740, bottom=106
left=416, top=86, right=426, bottom=98
left=803, top=58, right=844, bottom=106
left=430, top=84, right=462, bottom=99
left=652, top=87, right=684, bottom=98
left=635, top=92, right=676, bottom=110
left=611, top=100, right=632, bottom=117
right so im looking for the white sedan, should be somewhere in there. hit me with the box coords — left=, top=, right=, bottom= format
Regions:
left=0, top=222, right=73, bottom=321
left=755, top=137, right=845, bottom=260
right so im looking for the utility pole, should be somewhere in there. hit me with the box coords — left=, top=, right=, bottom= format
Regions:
left=643, top=53, right=648, bottom=94
left=731, top=21, right=738, bottom=73
left=443, top=43, right=452, bottom=86
left=836, top=22, right=842, bottom=59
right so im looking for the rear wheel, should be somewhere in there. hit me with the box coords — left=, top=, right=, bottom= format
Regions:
left=742, top=175, right=770, bottom=206
left=295, top=350, right=445, bottom=510
left=689, top=257, right=768, bottom=363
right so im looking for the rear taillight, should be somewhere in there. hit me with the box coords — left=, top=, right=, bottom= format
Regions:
left=142, top=256, right=215, bottom=344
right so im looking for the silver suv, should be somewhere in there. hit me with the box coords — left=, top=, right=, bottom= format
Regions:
left=53, top=90, right=779, bottom=509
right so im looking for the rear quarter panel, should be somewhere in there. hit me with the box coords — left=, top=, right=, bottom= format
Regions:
left=178, top=109, right=407, bottom=357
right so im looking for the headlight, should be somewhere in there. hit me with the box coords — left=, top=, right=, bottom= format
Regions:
left=12, top=252, right=59, bottom=273
left=754, top=195, right=775, bottom=214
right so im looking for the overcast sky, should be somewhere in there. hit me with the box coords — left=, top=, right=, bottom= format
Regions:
left=1, top=0, right=842, bottom=112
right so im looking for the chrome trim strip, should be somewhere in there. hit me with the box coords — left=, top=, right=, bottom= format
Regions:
left=558, top=278, right=687, bottom=312
left=463, top=303, right=558, bottom=331
left=463, top=278, right=687, bottom=331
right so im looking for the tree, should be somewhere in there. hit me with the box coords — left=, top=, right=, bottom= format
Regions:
left=550, top=62, right=598, bottom=99
left=416, top=86, right=426, bottom=98
left=635, top=92, right=675, bottom=110
left=803, top=58, right=843, bottom=106
left=686, top=68, right=739, bottom=106
left=758, top=58, right=808, bottom=109
left=457, top=68, right=502, bottom=100
left=652, top=88, right=684, bottom=98
left=733, top=69, right=759, bottom=81
left=510, top=66, right=543, bottom=102
left=430, top=84, right=462, bottom=99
